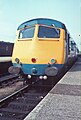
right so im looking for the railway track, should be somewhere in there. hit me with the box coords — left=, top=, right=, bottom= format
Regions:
left=0, top=74, right=21, bottom=87
left=0, top=58, right=77, bottom=120
left=0, top=80, right=52, bottom=120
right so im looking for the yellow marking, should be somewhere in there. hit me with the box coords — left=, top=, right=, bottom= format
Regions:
left=12, top=25, right=65, bottom=64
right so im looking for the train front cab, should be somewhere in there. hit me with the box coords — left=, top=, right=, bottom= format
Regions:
left=10, top=23, right=67, bottom=81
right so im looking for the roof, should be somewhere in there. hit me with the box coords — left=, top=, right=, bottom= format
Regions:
left=17, top=18, right=66, bottom=30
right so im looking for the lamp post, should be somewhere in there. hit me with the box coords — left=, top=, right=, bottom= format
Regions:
left=79, top=35, right=81, bottom=54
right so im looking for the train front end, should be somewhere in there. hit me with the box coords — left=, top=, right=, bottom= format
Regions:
left=9, top=18, right=66, bottom=80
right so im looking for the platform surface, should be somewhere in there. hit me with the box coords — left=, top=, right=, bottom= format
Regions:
left=24, top=57, right=81, bottom=120
left=0, top=57, right=12, bottom=62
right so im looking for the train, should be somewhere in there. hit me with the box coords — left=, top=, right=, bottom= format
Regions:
left=8, top=18, right=77, bottom=81
left=0, top=41, right=14, bottom=56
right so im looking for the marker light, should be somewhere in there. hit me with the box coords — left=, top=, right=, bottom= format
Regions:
left=28, top=75, right=31, bottom=79
left=51, top=59, right=56, bottom=64
left=43, top=76, right=47, bottom=80
left=31, top=58, right=36, bottom=63
left=15, top=58, right=19, bottom=63
left=39, top=76, right=43, bottom=79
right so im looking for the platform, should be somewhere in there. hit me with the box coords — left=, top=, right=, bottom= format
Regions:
left=0, top=57, right=12, bottom=76
left=0, top=57, right=12, bottom=62
left=24, top=57, right=81, bottom=120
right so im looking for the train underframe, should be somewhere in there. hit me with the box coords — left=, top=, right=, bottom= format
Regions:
left=21, top=56, right=77, bottom=85
left=8, top=56, right=77, bottom=86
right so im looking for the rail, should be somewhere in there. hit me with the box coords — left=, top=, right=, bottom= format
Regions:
left=0, top=80, right=52, bottom=120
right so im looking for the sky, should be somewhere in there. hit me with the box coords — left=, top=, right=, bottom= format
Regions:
left=0, top=0, right=81, bottom=50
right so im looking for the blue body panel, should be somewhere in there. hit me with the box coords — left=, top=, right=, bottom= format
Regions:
left=17, top=18, right=66, bottom=30
left=13, top=63, right=64, bottom=75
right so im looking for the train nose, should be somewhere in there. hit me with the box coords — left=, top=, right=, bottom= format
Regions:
left=31, top=68, right=37, bottom=75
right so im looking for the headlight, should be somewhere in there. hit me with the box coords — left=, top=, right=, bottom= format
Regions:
left=51, top=59, right=56, bottom=64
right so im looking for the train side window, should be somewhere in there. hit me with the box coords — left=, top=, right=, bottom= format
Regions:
left=71, top=41, right=76, bottom=51
left=38, top=26, right=60, bottom=38
left=18, top=26, right=35, bottom=39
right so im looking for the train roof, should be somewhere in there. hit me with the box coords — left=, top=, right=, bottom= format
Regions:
left=17, top=18, right=66, bottom=30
